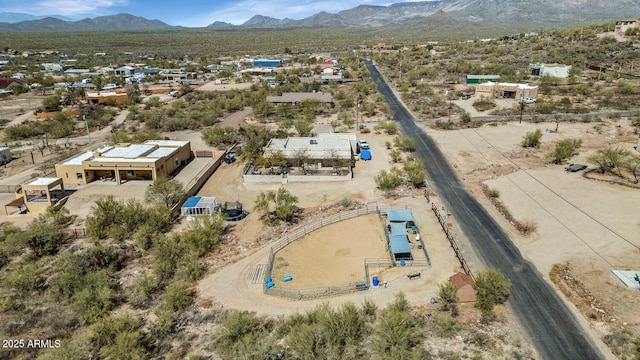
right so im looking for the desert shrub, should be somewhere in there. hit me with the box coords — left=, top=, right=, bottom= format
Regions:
left=361, top=298, right=378, bottom=319
left=72, top=270, right=115, bottom=324
left=521, top=129, right=543, bottom=148
left=372, top=292, right=425, bottom=359
left=460, top=110, right=471, bottom=123
left=24, top=219, right=66, bottom=258
left=374, top=167, right=403, bottom=190
left=7, top=262, right=45, bottom=294
left=551, top=139, right=582, bottom=164
left=603, top=328, right=640, bottom=359
left=376, top=121, right=399, bottom=135
left=394, top=136, right=415, bottom=152
left=435, top=315, right=461, bottom=338
left=92, top=312, right=147, bottom=360
left=403, top=159, right=427, bottom=188
left=437, top=280, right=458, bottom=311
left=390, top=149, right=403, bottom=163
left=201, top=126, right=240, bottom=146
left=161, top=281, right=194, bottom=313
left=488, top=188, right=500, bottom=198
left=175, top=252, right=205, bottom=281
left=215, top=310, right=281, bottom=359
left=134, top=272, right=160, bottom=303
left=518, top=219, right=538, bottom=235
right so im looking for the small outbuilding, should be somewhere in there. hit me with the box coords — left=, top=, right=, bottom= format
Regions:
left=5, top=177, right=67, bottom=215
left=181, top=196, right=218, bottom=217
left=449, top=272, right=476, bottom=303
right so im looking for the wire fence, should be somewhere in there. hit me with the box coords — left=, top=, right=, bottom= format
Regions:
left=432, top=202, right=475, bottom=280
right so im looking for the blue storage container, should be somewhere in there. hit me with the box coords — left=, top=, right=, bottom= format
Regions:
left=283, top=275, right=292, bottom=282
left=266, top=281, right=274, bottom=289
left=400, top=260, right=406, bottom=266
left=372, top=276, right=379, bottom=286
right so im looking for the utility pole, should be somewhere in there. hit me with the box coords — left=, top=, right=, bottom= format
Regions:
left=83, top=115, right=91, bottom=143
left=446, top=90, right=451, bottom=123
left=356, top=96, right=361, bottom=133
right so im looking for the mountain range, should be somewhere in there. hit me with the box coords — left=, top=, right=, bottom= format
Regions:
left=1, top=0, right=639, bottom=32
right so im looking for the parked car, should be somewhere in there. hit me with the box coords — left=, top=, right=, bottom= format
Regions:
left=224, top=148, right=238, bottom=164
left=461, top=93, right=471, bottom=100
left=520, top=97, right=536, bottom=104
left=356, top=139, right=370, bottom=154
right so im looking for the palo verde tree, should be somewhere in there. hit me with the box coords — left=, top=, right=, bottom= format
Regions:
left=551, top=138, right=582, bottom=164
left=254, top=187, right=299, bottom=225
left=588, top=146, right=631, bottom=176
left=144, top=176, right=186, bottom=208
left=522, top=128, right=543, bottom=148
left=474, top=268, right=511, bottom=312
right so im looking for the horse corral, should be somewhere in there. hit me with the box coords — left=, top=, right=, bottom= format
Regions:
left=264, top=206, right=432, bottom=300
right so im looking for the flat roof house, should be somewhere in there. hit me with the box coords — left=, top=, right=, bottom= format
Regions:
left=615, top=18, right=639, bottom=34
left=55, top=140, right=191, bottom=186
left=264, top=134, right=353, bottom=163
left=476, top=81, right=538, bottom=100
left=115, top=66, right=135, bottom=76
left=529, top=63, right=571, bottom=78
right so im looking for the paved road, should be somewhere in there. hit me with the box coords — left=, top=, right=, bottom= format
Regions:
left=365, top=60, right=604, bottom=360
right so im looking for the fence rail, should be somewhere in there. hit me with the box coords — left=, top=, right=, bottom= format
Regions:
left=264, top=203, right=383, bottom=298
left=266, top=281, right=369, bottom=300
left=432, top=202, right=474, bottom=280
left=264, top=203, right=431, bottom=300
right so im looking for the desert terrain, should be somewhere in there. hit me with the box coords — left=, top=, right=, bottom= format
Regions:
left=0, top=75, right=637, bottom=359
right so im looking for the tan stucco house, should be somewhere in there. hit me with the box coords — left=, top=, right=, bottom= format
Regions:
left=55, top=140, right=191, bottom=186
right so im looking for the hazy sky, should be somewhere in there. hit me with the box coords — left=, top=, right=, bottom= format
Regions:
left=0, top=0, right=416, bottom=26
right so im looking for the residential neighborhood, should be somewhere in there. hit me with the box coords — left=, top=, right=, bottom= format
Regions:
left=0, top=6, right=639, bottom=360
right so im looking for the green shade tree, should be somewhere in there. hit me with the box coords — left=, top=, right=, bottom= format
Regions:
left=474, top=268, right=511, bottom=312
left=144, top=176, right=186, bottom=208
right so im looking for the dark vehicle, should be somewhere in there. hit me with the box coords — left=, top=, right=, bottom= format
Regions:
left=461, top=93, right=471, bottom=100
left=565, top=164, right=587, bottom=172
left=224, top=149, right=237, bottom=164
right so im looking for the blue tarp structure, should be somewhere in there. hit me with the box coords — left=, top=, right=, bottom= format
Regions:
left=389, top=235, right=412, bottom=259
left=389, top=221, right=408, bottom=236
left=386, top=209, right=416, bottom=223
left=360, top=149, right=371, bottom=160
left=183, top=196, right=201, bottom=208
left=386, top=213, right=413, bottom=260
left=181, top=196, right=218, bottom=217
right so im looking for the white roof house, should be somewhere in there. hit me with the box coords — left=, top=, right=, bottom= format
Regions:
left=263, top=134, right=354, bottom=161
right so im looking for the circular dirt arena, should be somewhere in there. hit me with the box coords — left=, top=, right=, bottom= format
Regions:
left=270, top=214, right=389, bottom=289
